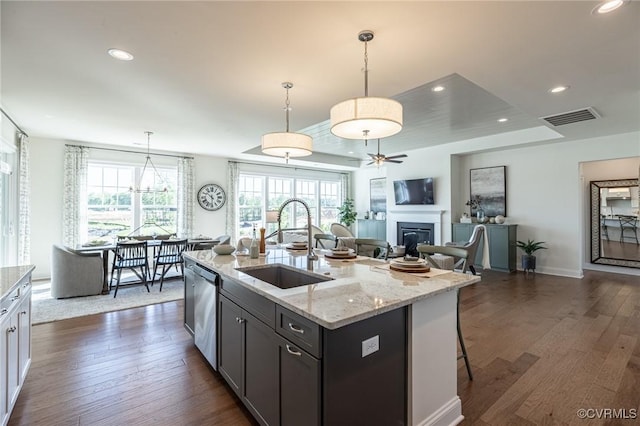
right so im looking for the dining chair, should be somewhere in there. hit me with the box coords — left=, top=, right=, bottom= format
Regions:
left=330, top=222, right=355, bottom=238
left=111, top=241, right=150, bottom=298
left=152, top=239, right=188, bottom=291
left=314, top=233, right=338, bottom=249
left=445, top=225, right=486, bottom=275
left=417, top=244, right=474, bottom=381
left=51, top=245, right=104, bottom=298
left=618, top=215, right=638, bottom=244
left=213, top=234, right=231, bottom=245
left=354, top=238, right=390, bottom=260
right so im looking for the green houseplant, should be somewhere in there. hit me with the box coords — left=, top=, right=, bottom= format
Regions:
left=516, top=239, right=547, bottom=272
left=337, top=198, right=357, bottom=227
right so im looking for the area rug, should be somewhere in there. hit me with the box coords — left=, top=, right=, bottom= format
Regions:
left=32, top=278, right=184, bottom=325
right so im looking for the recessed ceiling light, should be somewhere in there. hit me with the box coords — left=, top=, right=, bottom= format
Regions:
left=348, top=151, right=354, bottom=154
left=107, top=48, right=134, bottom=61
left=549, top=85, right=569, bottom=94
left=497, top=118, right=508, bottom=123
left=432, top=86, right=445, bottom=92
left=592, top=0, right=626, bottom=14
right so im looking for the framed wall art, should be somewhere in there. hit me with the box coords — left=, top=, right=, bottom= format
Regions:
left=470, top=166, right=506, bottom=216
left=370, top=177, right=387, bottom=213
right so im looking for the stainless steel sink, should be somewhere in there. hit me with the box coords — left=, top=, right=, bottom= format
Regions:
left=236, top=264, right=333, bottom=289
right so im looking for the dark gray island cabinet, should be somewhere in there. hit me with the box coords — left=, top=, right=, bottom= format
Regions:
left=183, top=249, right=480, bottom=426
left=217, top=277, right=407, bottom=426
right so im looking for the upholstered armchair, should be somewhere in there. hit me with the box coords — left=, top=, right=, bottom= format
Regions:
left=51, top=244, right=104, bottom=298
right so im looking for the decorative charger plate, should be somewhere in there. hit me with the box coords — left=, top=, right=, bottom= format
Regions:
left=389, top=263, right=430, bottom=273
left=286, top=244, right=308, bottom=251
left=325, top=252, right=357, bottom=260
left=391, top=258, right=427, bottom=267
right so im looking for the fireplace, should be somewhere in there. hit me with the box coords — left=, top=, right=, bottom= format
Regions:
left=397, top=222, right=435, bottom=246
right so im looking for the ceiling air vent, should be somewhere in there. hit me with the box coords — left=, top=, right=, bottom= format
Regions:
left=541, top=107, right=600, bottom=127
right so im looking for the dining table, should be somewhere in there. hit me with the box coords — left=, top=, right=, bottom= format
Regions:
left=74, top=237, right=219, bottom=294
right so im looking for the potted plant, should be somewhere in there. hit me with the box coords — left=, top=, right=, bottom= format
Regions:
left=465, top=195, right=486, bottom=223
left=337, top=198, right=357, bottom=227
left=516, top=239, right=547, bottom=272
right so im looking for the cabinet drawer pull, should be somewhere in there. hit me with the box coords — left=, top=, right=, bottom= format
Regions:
left=7, top=326, right=16, bottom=333
left=288, top=323, right=305, bottom=334
left=235, top=317, right=245, bottom=324
left=20, top=311, right=27, bottom=315
left=0, top=308, right=7, bottom=316
left=286, top=344, right=302, bottom=356
left=11, top=295, right=19, bottom=301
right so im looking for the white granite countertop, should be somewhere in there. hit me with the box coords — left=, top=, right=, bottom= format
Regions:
left=183, top=248, right=480, bottom=329
left=0, top=265, right=36, bottom=301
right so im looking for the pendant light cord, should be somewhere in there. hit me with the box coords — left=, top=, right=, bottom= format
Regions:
left=363, top=38, right=369, bottom=97
left=283, top=82, right=293, bottom=133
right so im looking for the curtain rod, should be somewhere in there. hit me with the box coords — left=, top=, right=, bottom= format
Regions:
left=232, top=160, right=349, bottom=175
left=65, top=144, right=194, bottom=160
left=0, top=106, right=29, bottom=137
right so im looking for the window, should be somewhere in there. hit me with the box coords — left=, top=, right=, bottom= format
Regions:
left=237, top=172, right=343, bottom=237
left=86, top=162, right=177, bottom=241
left=0, top=140, right=18, bottom=266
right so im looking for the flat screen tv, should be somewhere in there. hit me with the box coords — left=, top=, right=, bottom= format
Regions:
left=393, top=178, right=435, bottom=205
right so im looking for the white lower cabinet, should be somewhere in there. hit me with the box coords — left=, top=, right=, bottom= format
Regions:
left=1, top=270, right=32, bottom=426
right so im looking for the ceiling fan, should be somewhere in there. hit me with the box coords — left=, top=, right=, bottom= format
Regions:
left=367, top=139, right=407, bottom=166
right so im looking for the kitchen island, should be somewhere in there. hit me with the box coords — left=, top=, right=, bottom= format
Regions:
left=183, top=248, right=480, bottom=426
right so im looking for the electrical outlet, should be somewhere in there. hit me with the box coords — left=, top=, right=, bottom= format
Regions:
left=362, top=335, right=379, bottom=357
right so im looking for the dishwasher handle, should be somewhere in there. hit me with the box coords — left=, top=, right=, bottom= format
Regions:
left=191, top=263, right=219, bottom=284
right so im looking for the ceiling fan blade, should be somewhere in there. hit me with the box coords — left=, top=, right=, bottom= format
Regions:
left=384, top=159, right=404, bottom=164
left=366, top=161, right=375, bottom=166
left=367, top=153, right=377, bottom=158
left=385, top=154, right=408, bottom=160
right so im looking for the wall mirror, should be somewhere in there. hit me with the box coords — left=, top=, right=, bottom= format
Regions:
left=590, top=178, right=640, bottom=268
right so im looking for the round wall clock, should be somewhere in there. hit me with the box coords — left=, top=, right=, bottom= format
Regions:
left=197, top=183, right=226, bottom=211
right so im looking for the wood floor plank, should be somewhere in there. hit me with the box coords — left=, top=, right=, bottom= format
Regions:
left=594, top=334, right=638, bottom=393
left=9, top=269, right=640, bottom=426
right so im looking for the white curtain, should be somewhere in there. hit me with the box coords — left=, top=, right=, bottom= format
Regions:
left=177, top=157, right=195, bottom=238
left=340, top=172, right=350, bottom=202
left=17, top=133, right=30, bottom=263
left=62, top=145, right=88, bottom=247
left=226, top=161, right=239, bottom=244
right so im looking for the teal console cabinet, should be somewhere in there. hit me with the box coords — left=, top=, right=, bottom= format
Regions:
left=357, top=219, right=386, bottom=240
left=451, top=223, right=518, bottom=272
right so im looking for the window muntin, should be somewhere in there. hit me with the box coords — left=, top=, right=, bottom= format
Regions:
left=237, top=172, right=342, bottom=237
left=86, top=162, right=177, bottom=241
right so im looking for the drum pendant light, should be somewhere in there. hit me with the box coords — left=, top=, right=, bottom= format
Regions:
left=330, top=30, right=403, bottom=141
left=261, top=82, right=313, bottom=163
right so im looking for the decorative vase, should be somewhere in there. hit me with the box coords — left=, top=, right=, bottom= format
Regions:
left=476, top=209, right=486, bottom=222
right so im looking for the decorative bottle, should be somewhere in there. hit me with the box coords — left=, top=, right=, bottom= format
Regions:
left=250, top=227, right=259, bottom=259
left=259, top=227, right=266, bottom=254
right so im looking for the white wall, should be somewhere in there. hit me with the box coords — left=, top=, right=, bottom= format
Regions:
left=353, top=131, right=640, bottom=278
left=29, top=137, right=229, bottom=280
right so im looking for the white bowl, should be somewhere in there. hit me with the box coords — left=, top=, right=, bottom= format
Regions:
left=213, top=244, right=236, bottom=255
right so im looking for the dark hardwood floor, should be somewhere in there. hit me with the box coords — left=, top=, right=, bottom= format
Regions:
left=9, top=269, right=640, bottom=425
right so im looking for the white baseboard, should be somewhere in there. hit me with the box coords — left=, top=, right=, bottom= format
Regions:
left=415, top=396, right=463, bottom=426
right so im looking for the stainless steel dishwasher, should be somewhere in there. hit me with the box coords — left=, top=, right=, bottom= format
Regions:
left=191, top=263, right=219, bottom=370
